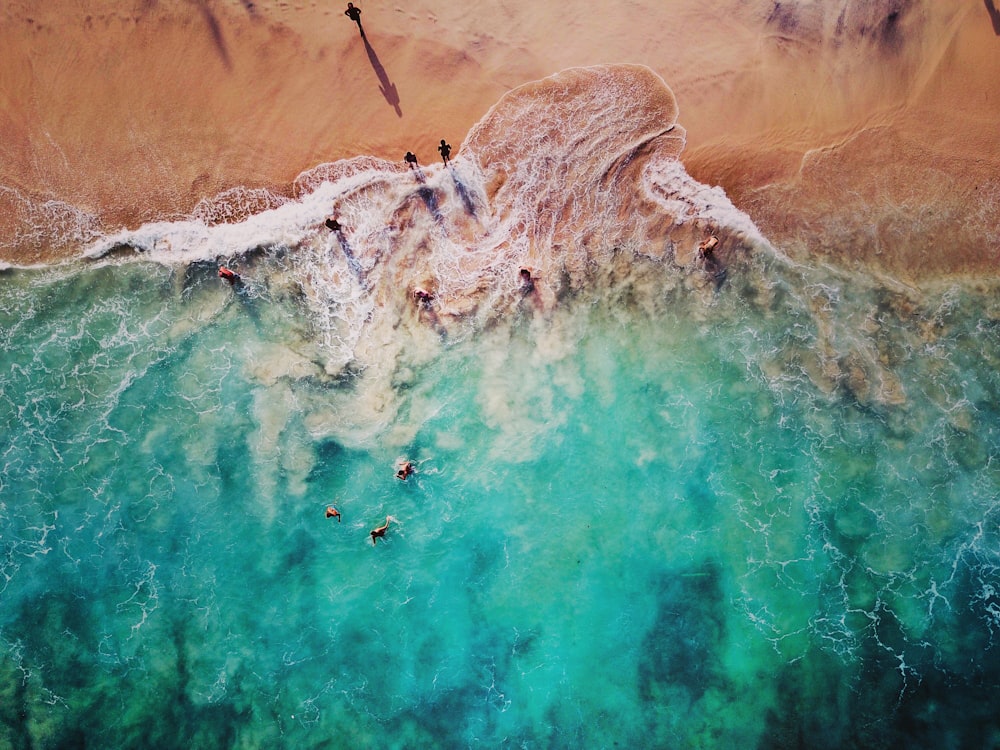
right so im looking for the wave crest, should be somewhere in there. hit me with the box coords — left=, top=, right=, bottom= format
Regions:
left=192, top=187, right=289, bottom=226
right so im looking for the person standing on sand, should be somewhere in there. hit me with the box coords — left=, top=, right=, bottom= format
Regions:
left=438, top=139, right=452, bottom=165
left=345, top=2, right=364, bottom=36
left=370, top=516, right=390, bottom=545
left=404, top=151, right=418, bottom=169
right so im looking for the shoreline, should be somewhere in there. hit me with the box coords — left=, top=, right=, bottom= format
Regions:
left=2, top=0, right=998, bottom=282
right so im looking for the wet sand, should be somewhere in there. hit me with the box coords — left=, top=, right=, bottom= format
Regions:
left=1, top=0, right=998, bottom=280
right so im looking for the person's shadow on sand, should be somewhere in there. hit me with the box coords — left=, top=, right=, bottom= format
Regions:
left=363, top=36, right=402, bottom=117
left=987, top=0, right=1000, bottom=35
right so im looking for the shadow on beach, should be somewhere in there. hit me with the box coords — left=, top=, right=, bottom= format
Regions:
left=363, top=35, right=402, bottom=117
left=987, top=0, right=1000, bottom=35
left=194, top=0, right=232, bottom=69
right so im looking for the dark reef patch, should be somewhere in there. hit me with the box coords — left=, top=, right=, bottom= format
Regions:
left=638, top=564, right=726, bottom=703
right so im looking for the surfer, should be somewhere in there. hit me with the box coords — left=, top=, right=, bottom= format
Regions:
left=395, top=460, right=414, bottom=481
left=344, top=2, right=364, bottom=35
left=437, top=139, right=452, bottom=165
left=218, top=266, right=240, bottom=284
left=325, top=506, right=342, bottom=522
left=370, top=516, right=390, bottom=545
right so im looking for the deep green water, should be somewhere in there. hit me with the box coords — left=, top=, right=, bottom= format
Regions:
left=2, top=253, right=1000, bottom=749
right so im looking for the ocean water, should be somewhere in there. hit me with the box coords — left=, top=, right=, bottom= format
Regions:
left=3, top=66, right=1000, bottom=749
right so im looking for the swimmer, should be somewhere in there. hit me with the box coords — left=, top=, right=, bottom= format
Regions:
left=218, top=266, right=240, bottom=284
left=519, top=266, right=535, bottom=293
left=412, top=287, right=433, bottom=306
left=370, top=516, right=390, bottom=545
left=698, top=235, right=719, bottom=258
left=325, top=217, right=342, bottom=232
left=395, top=460, right=414, bottom=481
left=325, top=506, right=341, bottom=522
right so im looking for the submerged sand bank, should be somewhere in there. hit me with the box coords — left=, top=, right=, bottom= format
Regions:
left=1, top=0, right=998, bottom=280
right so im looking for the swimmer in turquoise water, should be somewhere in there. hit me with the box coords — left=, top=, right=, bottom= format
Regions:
left=325, top=506, right=341, bottom=522
left=395, top=460, right=414, bottom=480
left=370, top=516, right=390, bottom=545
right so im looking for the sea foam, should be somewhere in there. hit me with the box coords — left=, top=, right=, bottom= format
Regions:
left=82, top=65, right=775, bottom=370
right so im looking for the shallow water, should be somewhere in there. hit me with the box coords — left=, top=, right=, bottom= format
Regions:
left=2, top=237, right=1000, bottom=748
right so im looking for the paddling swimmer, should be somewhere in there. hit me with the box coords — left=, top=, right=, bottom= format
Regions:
left=325, top=506, right=341, bottom=522
left=696, top=233, right=726, bottom=284
left=698, top=235, right=719, bottom=259
left=411, top=287, right=445, bottom=334
left=519, top=266, right=535, bottom=294
left=438, top=139, right=452, bottom=165
left=218, top=266, right=240, bottom=284
left=395, top=460, right=414, bottom=481
left=412, top=287, right=433, bottom=307
left=697, top=234, right=723, bottom=278
left=370, top=516, right=390, bottom=545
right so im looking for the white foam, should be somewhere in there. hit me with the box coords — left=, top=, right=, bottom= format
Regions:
left=192, top=186, right=290, bottom=226
left=73, top=66, right=782, bottom=383
left=642, top=158, right=776, bottom=255
left=82, top=180, right=341, bottom=263
left=0, top=185, right=104, bottom=254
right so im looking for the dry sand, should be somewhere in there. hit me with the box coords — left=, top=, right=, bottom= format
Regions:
left=1, top=0, right=998, bottom=280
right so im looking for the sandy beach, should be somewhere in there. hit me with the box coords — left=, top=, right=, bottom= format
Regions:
left=1, top=0, right=998, bottom=280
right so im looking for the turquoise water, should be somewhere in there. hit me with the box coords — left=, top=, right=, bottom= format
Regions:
left=2, top=245, right=1000, bottom=747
